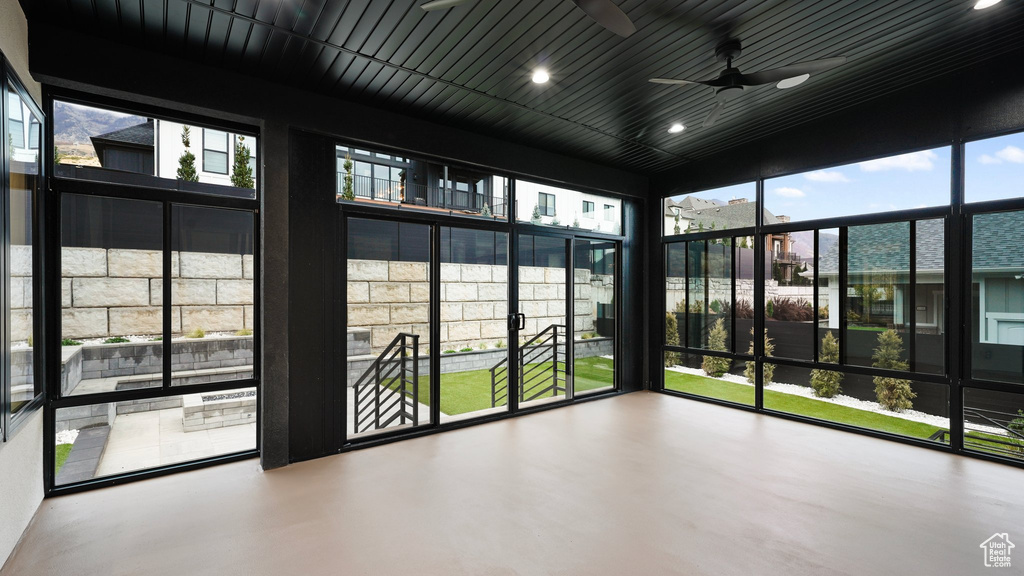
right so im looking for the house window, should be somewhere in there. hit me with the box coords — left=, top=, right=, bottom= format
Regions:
left=202, top=128, right=229, bottom=174
left=7, top=91, right=24, bottom=148
left=28, top=118, right=40, bottom=149
left=604, top=204, right=614, bottom=221
left=583, top=200, right=595, bottom=216
left=539, top=192, right=556, bottom=216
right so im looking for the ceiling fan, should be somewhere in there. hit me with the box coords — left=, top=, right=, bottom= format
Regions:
left=420, top=0, right=636, bottom=38
left=650, top=40, right=846, bottom=128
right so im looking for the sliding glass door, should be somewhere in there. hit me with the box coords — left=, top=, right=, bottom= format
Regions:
left=343, top=216, right=619, bottom=442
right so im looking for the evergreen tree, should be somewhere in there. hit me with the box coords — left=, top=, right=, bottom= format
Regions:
left=54, top=145, right=65, bottom=166
left=745, top=328, right=776, bottom=384
left=341, top=154, right=355, bottom=200
left=673, top=213, right=681, bottom=235
left=481, top=202, right=492, bottom=218
left=872, top=329, right=915, bottom=411
left=572, top=216, right=580, bottom=228
left=701, top=318, right=731, bottom=377
left=551, top=212, right=560, bottom=226
left=664, top=313, right=681, bottom=366
left=531, top=204, right=542, bottom=224
left=230, top=136, right=255, bottom=188
left=177, top=126, right=199, bottom=182
left=810, top=332, right=843, bottom=397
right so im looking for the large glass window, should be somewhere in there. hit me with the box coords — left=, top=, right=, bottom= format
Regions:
left=53, top=100, right=257, bottom=198
left=6, top=79, right=42, bottom=427
left=965, top=131, right=1024, bottom=204
left=574, top=239, right=616, bottom=396
left=763, top=147, right=950, bottom=223
left=50, top=97, right=259, bottom=488
left=517, top=179, right=622, bottom=234
left=663, top=182, right=756, bottom=236
left=336, top=144, right=508, bottom=221
left=970, top=210, right=1024, bottom=385
left=346, top=218, right=432, bottom=437
left=439, top=227, right=509, bottom=422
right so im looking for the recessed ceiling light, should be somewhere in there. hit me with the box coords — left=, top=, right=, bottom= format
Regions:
left=668, top=123, right=685, bottom=134
left=974, top=0, right=1001, bottom=9
left=532, top=69, right=550, bottom=84
left=776, top=74, right=810, bottom=89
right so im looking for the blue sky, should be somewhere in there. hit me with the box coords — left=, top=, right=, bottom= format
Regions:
left=667, top=131, right=1024, bottom=222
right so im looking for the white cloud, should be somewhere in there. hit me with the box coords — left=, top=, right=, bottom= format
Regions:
left=773, top=187, right=805, bottom=198
left=804, top=170, right=849, bottom=182
left=979, top=154, right=1001, bottom=164
left=859, top=150, right=937, bottom=172
left=997, top=145, right=1024, bottom=163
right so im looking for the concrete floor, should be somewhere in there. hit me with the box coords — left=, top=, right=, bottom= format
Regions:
left=4, top=392, right=1021, bottom=575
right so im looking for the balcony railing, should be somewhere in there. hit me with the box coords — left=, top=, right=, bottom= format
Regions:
left=773, top=251, right=803, bottom=263
left=337, top=173, right=507, bottom=216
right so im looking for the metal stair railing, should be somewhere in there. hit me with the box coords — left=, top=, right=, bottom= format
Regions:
left=520, top=324, right=567, bottom=404
left=929, top=408, right=1024, bottom=459
left=490, top=357, right=508, bottom=408
left=353, top=333, right=419, bottom=434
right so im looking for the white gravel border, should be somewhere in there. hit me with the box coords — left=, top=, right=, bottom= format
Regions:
left=667, top=364, right=1006, bottom=436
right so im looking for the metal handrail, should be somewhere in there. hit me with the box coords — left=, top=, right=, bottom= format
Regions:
left=353, top=332, right=419, bottom=433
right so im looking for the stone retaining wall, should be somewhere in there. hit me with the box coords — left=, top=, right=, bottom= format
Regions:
left=348, top=259, right=612, bottom=354
left=9, top=245, right=254, bottom=342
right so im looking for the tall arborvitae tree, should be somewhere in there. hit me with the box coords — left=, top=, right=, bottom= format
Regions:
left=341, top=154, right=355, bottom=200
left=810, top=332, right=843, bottom=397
left=177, top=126, right=199, bottom=182
left=664, top=313, right=681, bottom=367
left=872, top=329, right=916, bottom=411
left=230, top=136, right=255, bottom=189
left=701, top=318, right=731, bottom=377
left=530, top=204, right=542, bottom=224
left=745, top=328, right=776, bottom=384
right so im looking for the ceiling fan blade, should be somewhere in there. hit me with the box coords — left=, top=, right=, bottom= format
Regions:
left=571, top=0, right=636, bottom=38
left=649, top=78, right=696, bottom=86
left=703, top=101, right=726, bottom=128
left=737, top=56, right=846, bottom=86
left=420, top=0, right=476, bottom=11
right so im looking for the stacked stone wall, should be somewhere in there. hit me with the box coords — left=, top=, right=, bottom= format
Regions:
left=9, top=246, right=254, bottom=341
left=348, top=260, right=611, bottom=354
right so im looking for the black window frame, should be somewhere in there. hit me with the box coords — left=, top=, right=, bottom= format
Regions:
left=45, top=88, right=262, bottom=494
left=582, top=200, right=594, bottom=216
left=1, top=57, right=45, bottom=443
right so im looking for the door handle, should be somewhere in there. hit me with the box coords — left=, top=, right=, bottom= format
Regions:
left=517, top=313, right=526, bottom=331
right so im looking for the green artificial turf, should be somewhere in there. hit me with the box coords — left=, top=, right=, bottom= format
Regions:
left=663, top=369, right=945, bottom=440
left=54, top=444, right=73, bottom=476
left=384, top=356, right=614, bottom=417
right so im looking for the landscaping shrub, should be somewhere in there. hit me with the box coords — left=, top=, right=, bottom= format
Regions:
left=459, top=347, right=474, bottom=352
left=665, top=313, right=681, bottom=367
left=236, top=328, right=253, bottom=336
left=744, top=328, right=775, bottom=384
left=765, top=299, right=774, bottom=318
left=872, top=329, right=915, bottom=412
left=733, top=299, right=754, bottom=319
left=769, top=297, right=814, bottom=321
left=810, top=332, right=843, bottom=398
left=819, top=305, right=829, bottom=320
left=496, top=340, right=505, bottom=349
left=185, top=327, right=206, bottom=339
left=60, top=338, right=83, bottom=346
left=443, top=349, right=456, bottom=354
left=701, top=318, right=731, bottom=377
left=104, top=337, right=130, bottom=344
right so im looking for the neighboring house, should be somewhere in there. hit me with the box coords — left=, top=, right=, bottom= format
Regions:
left=90, top=120, right=155, bottom=174
left=91, top=119, right=254, bottom=187
left=817, top=214, right=1024, bottom=345
left=664, top=196, right=798, bottom=281
left=515, top=179, right=622, bottom=234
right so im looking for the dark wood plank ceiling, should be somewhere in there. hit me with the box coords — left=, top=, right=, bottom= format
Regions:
left=34, top=0, right=1024, bottom=174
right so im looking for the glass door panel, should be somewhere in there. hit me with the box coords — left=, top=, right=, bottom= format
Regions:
left=439, top=227, right=510, bottom=422
left=573, top=239, right=616, bottom=395
left=346, top=217, right=432, bottom=438
left=517, top=234, right=569, bottom=408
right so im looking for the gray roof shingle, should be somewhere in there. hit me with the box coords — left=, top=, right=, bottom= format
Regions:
left=91, top=120, right=154, bottom=147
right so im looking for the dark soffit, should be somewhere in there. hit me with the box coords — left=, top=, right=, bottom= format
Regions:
left=31, top=0, right=1024, bottom=175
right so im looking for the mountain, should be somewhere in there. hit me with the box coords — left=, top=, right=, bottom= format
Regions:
left=53, top=101, right=146, bottom=147
left=789, top=230, right=838, bottom=262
